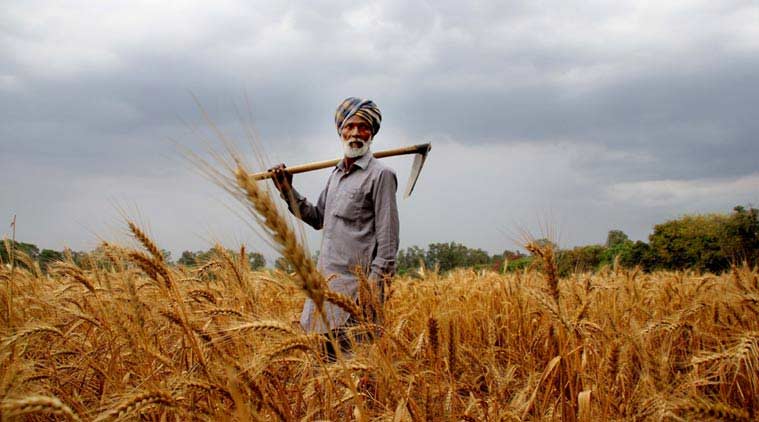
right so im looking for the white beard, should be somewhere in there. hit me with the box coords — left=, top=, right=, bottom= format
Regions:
left=343, top=136, right=372, bottom=158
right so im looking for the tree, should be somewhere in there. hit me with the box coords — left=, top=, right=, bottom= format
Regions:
left=426, top=242, right=490, bottom=273
left=605, top=230, right=629, bottom=249
left=177, top=247, right=265, bottom=269
left=600, top=239, right=632, bottom=267
left=247, top=252, right=266, bottom=270
left=506, top=256, right=533, bottom=272
left=558, top=245, right=605, bottom=276
left=622, top=240, right=654, bottom=270
left=720, top=206, right=759, bottom=266
left=160, top=249, right=173, bottom=264
left=397, top=246, right=427, bottom=273
left=648, top=214, right=729, bottom=272
left=1, top=240, right=40, bottom=264
left=533, top=238, right=557, bottom=250
left=177, top=251, right=199, bottom=267
left=1, top=240, right=42, bottom=271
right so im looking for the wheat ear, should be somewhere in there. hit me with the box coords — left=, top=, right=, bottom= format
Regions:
left=184, top=381, right=234, bottom=401
left=1, top=395, right=81, bottom=421
left=221, top=319, right=299, bottom=336
left=214, top=244, right=245, bottom=287
left=526, top=241, right=560, bottom=304
left=427, top=317, right=439, bottom=357
left=195, top=260, right=222, bottom=274
left=324, top=289, right=364, bottom=322
left=204, top=308, right=244, bottom=318
left=97, top=391, right=175, bottom=421
left=188, top=289, right=217, bottom=304
left=677, top=400, right=750, bottom=421
left=243, top=334, right=324, bottom=376
left=52, top=262, right=96, bottom=293
left=2, top=325, right=64, bottom=348
left=234, top=166, right=325, bottom=309
left=127, top=221, right=164, bottom=262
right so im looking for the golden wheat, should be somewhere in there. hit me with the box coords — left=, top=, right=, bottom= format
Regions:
left=232, top=165, right=326, bottom=309
left=1, top=395, right=82, bottom=421
left=1, top=236, right=757, bottom=420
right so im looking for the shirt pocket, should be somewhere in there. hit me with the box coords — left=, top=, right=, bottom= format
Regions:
left=332, top=188, right=365, bottom=221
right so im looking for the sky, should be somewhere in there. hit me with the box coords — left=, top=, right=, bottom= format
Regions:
left=2, top=1, right=758, bottom=262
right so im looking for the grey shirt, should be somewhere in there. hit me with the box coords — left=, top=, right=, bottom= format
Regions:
left=285, top=153, right=400, bottom=333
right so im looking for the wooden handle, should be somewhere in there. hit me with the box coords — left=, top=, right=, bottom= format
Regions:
left=249, top=143, right=431, bottom=180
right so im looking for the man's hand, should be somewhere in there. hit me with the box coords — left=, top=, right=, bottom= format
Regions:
left=269, top=163, right=293, bottom=194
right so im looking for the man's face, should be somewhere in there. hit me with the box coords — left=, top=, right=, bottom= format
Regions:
left=340, top=115, right=373, bottom=158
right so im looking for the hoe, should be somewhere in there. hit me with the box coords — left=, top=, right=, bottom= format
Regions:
left=248, top=143, right=432, bottom=198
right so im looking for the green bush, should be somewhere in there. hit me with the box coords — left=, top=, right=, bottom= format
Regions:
left=558, top=245, right=605, bottom=276
left=648, top=211, right=744, bottom=273
left=506, top=256, right=534, bottom=272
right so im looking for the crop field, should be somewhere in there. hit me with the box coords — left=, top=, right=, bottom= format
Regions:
left=1, top=244, right=758, bottom=421
left=1, top=161, right=757, bottom=421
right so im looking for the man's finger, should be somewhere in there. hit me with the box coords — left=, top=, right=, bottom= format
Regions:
left=267, top=163, right=286, bottom=173
left=268, top=164, right=292, bottom=193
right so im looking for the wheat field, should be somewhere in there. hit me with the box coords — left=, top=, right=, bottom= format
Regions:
left=1, top=242, right=758, bottom=421
left=1, top=160, right=757, bottom=421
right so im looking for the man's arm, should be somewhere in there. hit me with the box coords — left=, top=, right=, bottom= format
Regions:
left=270, top=163, right=326, bottom=230
left=370, top=168, right=400, bottom=280
left=282, top=187, right=326, bottom=230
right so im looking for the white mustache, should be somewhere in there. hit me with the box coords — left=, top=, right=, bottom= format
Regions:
left=347, top=137, right=365, bottom=146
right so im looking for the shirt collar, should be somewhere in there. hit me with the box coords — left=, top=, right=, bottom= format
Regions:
left=336, top=152, right=373, bottom=172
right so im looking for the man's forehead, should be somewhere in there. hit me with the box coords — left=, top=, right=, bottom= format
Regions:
left=343, top=115, right=371, bottom=126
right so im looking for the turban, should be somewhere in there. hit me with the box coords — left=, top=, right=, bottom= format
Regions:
left=334, top=97, right=382, bottom=136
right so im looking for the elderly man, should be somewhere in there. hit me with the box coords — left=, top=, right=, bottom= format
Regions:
left=270, top=97, right=399, bottom=357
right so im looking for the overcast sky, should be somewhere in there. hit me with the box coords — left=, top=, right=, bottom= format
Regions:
left=2, top=1, right=758, bottom=261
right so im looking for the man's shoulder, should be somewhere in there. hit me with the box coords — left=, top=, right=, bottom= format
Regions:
left=367, top=156, right=397, bottom=177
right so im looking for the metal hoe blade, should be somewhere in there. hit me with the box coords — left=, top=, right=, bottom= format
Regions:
left=404, top=144, right=431, bottom=198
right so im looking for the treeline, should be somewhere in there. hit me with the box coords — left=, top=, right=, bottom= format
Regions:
left=0, top=242, right=68, bottom=272
left=176, top=249, right=266, bottom=270
left=3, top=205, right=757, bottom=276
left=397, top=205, right=759, bottom=275
left=557, top=205, right=759, bottom=275
left=396, top=243, right=525, bottom=274
left=0, top=243, right=267, bottom=273
left=0, top=240, right=298, bottom=274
